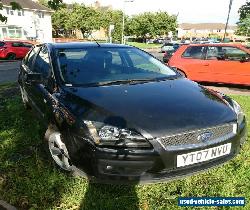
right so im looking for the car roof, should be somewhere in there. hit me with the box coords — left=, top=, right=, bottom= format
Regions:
left=47, top=42, right=133, bottom=49
left=183, top=43, right=245, bottom=48
left=2, top=40, right=30, bottom=43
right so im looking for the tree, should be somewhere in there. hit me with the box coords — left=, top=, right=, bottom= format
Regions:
left=237, top=14, right=250, bottom=36
left=100, top=9, right=125, bottom=42
left=238, top=1, right=250, bottom=20
left=237, top=1, right=250, bottom=36
left=127, top=12, right=178, bottom=42
left=52, top=7, right=70, bottom=37
left=68, top=4, right=101, bottom=38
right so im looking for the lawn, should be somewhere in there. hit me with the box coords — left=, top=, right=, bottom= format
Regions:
left=0, top=83, right=249, bottom=210
left=127, top=42, right=161, bottom=49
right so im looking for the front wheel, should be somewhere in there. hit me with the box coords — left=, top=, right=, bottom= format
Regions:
left=46, top=130, right=72, bottom=171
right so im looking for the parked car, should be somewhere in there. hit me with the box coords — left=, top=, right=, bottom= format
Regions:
left=18, top=42, right=247, bottom=184
left=153, top=38, right=165, bottom=44
left=161, top=43, right=179, bottom=53
left=0, top=41, right=33, bottom=60
left=168, top=44, right=250, bottom=86
left=161, top=43, right=181, bottom=63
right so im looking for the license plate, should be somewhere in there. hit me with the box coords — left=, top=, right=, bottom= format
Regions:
left=177, top=143, right=231, bottom=167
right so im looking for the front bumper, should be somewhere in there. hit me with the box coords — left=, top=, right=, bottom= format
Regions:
left=71, top=121, right=247, bottom=184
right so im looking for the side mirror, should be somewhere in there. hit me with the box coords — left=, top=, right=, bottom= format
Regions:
left=25, top=73, right=43, bottom=84
left=240, top=56, right=249, bottom=63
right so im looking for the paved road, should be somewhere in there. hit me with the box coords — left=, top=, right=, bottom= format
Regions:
left=0, top=61, right=20, bottom=83
left=145, top=49, right=163, bottom=61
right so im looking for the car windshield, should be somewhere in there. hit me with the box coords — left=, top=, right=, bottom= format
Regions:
left=56, top=47, right=177, bottom=86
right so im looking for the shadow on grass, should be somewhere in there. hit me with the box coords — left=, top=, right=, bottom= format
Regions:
left=0, top=84, right=74, bottom=209
left=80, top=183, right=139, bottom=210
left=0, top=84, right=139, bottom=210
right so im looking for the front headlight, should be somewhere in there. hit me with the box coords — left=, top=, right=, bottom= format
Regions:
left=232, top=100, right=245, bottom=125
left=83, top=121, right=152, bottom=148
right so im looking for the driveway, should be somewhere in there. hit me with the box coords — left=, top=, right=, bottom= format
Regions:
left=0, top=61, right=20, bottom=84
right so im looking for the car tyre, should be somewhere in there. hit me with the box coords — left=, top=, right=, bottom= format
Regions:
left=44, top=125, right=73, bottom=172
left=6, top=53, right=16, bottom=60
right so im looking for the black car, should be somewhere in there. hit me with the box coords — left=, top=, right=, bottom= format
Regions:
left=18, top=42, right=247, bottom=184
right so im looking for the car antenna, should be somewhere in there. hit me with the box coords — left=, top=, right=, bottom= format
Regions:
left=89, top=33, right=101, bottom=47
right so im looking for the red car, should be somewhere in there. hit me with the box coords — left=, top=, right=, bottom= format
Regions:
left=168, top=43, right=250, bottom=86
left=0, top=41, right=33, bottom=60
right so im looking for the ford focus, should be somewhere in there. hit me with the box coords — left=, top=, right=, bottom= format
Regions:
left=18, top=42, right=247, bottom=183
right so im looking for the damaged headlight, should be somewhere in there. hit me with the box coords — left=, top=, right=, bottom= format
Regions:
left=231, top=100, right=245, bottom=125
left=83, top=121, right=151, bottom=148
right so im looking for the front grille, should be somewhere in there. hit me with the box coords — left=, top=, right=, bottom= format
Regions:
left=158, top=123, right=236, bottom=150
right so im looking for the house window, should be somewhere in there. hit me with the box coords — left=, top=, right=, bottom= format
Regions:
left=17, top=10, right=24, bottom=16
left=8, top=27, right=22, bottom=38
left=38, top=12, right=44, bottom=18
left=6, top=8, right=14, bottom=15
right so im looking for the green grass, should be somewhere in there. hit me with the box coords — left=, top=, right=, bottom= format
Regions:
left=127, top=42, right=161, bottom=49
left=0, top=83, right=249, bottom=210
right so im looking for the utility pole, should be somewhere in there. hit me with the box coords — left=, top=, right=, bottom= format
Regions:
left=122, top=0, right=134, bottom=44
left=223, top=0, right=233, bottom=42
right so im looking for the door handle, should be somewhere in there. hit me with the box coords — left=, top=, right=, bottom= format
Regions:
left=203, top=63, right=209, bottom=66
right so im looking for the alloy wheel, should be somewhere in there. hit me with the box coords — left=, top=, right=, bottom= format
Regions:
left=48, top=133, right=72, bottom=171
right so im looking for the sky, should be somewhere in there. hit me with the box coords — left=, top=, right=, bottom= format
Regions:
left=63, top=0, right=248, bottom=25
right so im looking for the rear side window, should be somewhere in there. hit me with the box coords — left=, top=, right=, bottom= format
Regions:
left=182, top=46, right=206, bottom=59
left=23, top=43, right=33, bottom=48
left=0, top=42, right=5, bottom=47
left=25, top=46, right=40, bottom=70
left=33, top=46, right=51, bottom=78
left=206, top=46, right=249, bottom=61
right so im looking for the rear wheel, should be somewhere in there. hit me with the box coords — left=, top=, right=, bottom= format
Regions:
left=6, top=53, right=16, bottom=60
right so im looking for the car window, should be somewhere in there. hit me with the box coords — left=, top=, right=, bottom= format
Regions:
left=25, top=46, right=40, bottom=70
left=23, top=43, right=33, bottom=48
left=33, top=46, right=51, bottom=79
left=182, top=46, right=206, bottom=59
left=57, top=47, right=176, bottom=85
left=12, top=42, right=23, bottom=47
left=206, top=46, right=249, bottom=61
left=0, top=42, right=5, bottom=47
left=127, top=50, right=160, bottom=72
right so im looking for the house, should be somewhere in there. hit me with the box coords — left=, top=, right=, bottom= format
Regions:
left=178, top=23, right=237, bottom=39
left=0, top=0, right=53, bottom=42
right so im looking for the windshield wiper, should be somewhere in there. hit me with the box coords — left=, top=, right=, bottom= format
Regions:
left=70, top=77, right=177, bottom=87
left=99, top=78, right=166, bottom=86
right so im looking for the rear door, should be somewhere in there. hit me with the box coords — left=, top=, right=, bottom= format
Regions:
left=178, top=46, right=212, bottom=82
left=205, top=46, right=250, bottom=85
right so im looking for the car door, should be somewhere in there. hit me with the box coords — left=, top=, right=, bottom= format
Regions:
left=24, top=45, right=55, bottom=124
left=206, top=46, right=250, bottom=85
left=19, top=46, right=40, bottom=102
left=11, top=42, right=25, bottom=58
left=179, top=46, right=212, bottom=82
